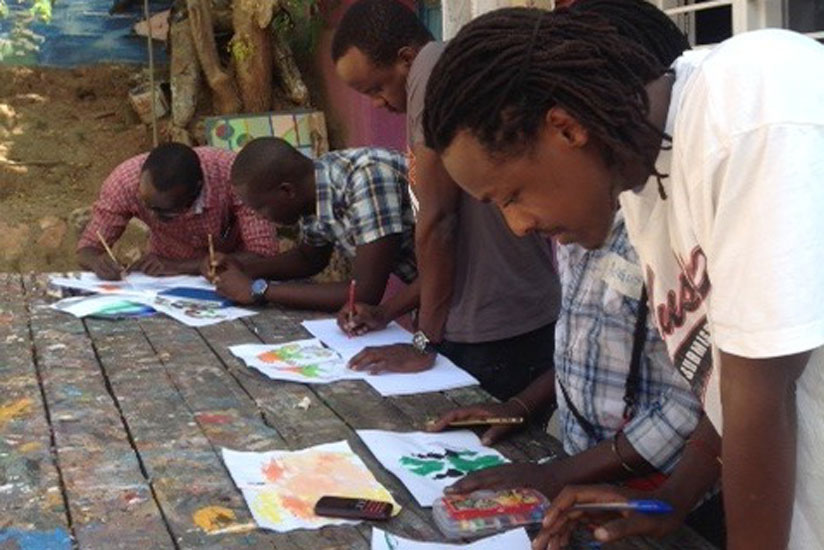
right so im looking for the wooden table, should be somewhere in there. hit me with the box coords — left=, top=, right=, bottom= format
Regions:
left=0, top=273, right=717, bottom=550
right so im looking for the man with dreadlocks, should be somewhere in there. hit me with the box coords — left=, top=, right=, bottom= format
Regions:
left=329, top=0, right=561, bottom=402
left=423, top=5, right=823, bottom=550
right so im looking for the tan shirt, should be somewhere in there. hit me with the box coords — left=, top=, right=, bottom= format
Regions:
left=407, top=42, right=561, bottom=343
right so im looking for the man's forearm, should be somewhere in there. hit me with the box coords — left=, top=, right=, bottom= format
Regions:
left=382, top=278, right=421, bottom=321
left=551, top=431, right=656, bottom=488
left=264, top=281, right=351, bottom=312
left=235, top=248, right=326, bottom=280
left=721, top=352, right=807, bottom=550
left=416, top=213, right=457, bottom=341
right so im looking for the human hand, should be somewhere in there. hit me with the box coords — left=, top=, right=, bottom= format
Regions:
left=201, top=252, right=236, bottom=281
left=132, top=253, right=176, bottom=277
left=213, top=263, right=254, bottom=305
left=444, top=463, right=563, bottom=500
left=337, top=302, right=389, bottom=336
left=90, top=253, right=124, bottom=280
left=426, top=401, right=527, bottom=445
left=348, top=344, right=435, bottom=374
left=532, top=485, right=686, bottom=550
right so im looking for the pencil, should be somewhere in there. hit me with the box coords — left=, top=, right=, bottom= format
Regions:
left=428, top=417, right=525, bottom=428
left=96, top=230, right=122, bottom=271
left=208, top=233, right=216, bottom=278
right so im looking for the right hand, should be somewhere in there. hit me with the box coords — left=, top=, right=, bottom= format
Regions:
left=426, top=401, right=527, bottom=445
left=200, top=252, right=236, bottom=281
left=91, top=253, right=123, bottom=280
left=337, top=302, right=389, bottom=336
left=532, top=485, right=687, bottom=550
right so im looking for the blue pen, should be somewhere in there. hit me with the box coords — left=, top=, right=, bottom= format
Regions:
left=572, top=499, right=673, bottom=515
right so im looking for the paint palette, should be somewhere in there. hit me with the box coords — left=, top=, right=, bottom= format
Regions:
left=432, top=488, right=549, bottom=540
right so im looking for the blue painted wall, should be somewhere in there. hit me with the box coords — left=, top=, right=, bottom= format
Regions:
left=0, top=0, right=167, bottom=66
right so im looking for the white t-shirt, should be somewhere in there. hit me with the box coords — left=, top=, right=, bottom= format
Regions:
left=620, top=30, right=824, bottom=550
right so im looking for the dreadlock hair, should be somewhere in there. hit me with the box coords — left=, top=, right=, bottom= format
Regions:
left=570, top=0, right=690, bottom=67
left=423, top=8, right=670, bottom=193
left=331, top=0, right=433, bottom=67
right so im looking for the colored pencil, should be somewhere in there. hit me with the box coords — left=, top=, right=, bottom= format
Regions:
left=96, top=230, right=123, bottom=272
left=572, top=500, right=674, bottom=515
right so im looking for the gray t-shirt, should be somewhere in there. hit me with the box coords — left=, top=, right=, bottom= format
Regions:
left=407, top=42, right=561, bottom=343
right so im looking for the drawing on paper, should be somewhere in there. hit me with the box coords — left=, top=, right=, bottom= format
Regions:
left=399, top=449, right=506, bottom=480
left=257, top=342, right=339, bottom=365
left=222, top=442, right=399, bottom=532
left=154, top=296, right=224, bottom=319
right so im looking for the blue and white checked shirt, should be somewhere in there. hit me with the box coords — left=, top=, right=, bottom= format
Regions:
left=299, top=148, right=417, bottom=283
left=555, top=213, right=703, bottom=474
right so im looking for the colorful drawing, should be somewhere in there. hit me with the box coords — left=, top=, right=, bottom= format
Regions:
left=357, top=430, right=509, bottom=507
left=222, top=442, right=400, bottom=532
left=230, top=340, right=351, bottom=383
left=205, top=110, right=329, bottom=158
left=372, top=528, right=531, bottom=550
left=399, top=449, right=505, bottom=480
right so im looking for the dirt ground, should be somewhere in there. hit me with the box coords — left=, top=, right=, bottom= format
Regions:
left=0, top=64, right=155, bottom=272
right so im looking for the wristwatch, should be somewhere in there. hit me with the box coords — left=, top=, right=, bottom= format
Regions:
left=412, top=330, right=437, bottom=355
left=250, top=278, right=269, bottom=304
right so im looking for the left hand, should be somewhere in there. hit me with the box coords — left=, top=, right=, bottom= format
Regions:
left=132, top=253, right=176, bottom=276
left=348, top=344, right=436, bottom=374
left=445, top=463, right=564, bottom=500
left=214, top=263, right=254, bottom=304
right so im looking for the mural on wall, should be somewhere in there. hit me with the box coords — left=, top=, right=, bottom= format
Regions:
left=0, top=0, right=167, bottom=66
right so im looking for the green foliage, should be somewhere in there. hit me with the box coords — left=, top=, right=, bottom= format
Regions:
left=0, top=0, right=53, bottom=62
left=275, top=0, right=339, bottom=55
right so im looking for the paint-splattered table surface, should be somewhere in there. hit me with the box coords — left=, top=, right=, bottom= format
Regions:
left=0, top=273, right=717, bottom=550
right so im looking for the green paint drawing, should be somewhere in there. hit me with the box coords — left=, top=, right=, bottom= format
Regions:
left=399, top=449, right=506, bottom=480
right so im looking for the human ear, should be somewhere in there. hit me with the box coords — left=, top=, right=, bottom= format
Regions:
left=545, top=107, right=589, bottom=148
left=278, top=181, right=297, bottom=199
left=397, top=46, right=417, bottom=68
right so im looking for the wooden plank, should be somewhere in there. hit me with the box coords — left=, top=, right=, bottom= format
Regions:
left=0, top=273, right=72, bottom=545
left=24, top=274, right=176, bottom=549
left=83, top=315, right=299, bottom=549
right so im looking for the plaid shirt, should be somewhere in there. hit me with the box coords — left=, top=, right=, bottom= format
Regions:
left=78, top=147, right=278, bottom=260
left=299, top=148, right=417, bottom=283
left=555, top=213, right=703, bottom=474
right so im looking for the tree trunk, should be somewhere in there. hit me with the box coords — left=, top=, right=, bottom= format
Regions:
left=271, top=21, right=310, bottom=107
left=231, top=0, right=275, bottom=112
left=169, top=12, right=201, bottom=130
left=187, top=0, right=242, bottom=114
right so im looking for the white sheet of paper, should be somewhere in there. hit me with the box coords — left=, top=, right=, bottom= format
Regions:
left=371, top=528, right=531, bottom=550
left=131, top=294, right=256, bottom=327
left=222, top=441, right=399, bottom=532
left=300, top=319, right=479, bottom=396
left=50, top=294, right=150, bottom=318
left=357, top=430, right=509, bottom=507
left=229, top=340, right=355, bottom=383
left=49, top=272, right=215, bottom=297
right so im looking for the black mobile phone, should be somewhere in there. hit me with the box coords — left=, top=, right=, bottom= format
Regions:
left=314, top=496, right=393, bottom=521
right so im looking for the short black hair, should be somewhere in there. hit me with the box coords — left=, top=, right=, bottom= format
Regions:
left=231, top=137, right=314, bottom=193
left=424, top=8, right=670, bottom=177
left=141, top=143, right=203, bottom=192
left=331, top=0, right=433, bottom=66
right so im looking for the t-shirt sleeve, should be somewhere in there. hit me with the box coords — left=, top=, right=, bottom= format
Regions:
left=701, top=123, right=824, bottom=358
left=346, top=161, right=409, bottom=246
left=77, top=165, right=137, bottom=252
left=406, top=43, right=444, bottom=147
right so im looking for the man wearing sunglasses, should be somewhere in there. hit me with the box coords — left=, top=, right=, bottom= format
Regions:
left=77, top=143, right=279, bottom=280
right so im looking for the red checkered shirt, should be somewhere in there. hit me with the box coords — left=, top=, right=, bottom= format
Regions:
left=78, top=147, right=278, bottom=260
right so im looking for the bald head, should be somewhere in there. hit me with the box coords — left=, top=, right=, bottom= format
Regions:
left=231, top=138, right=316, bottom=225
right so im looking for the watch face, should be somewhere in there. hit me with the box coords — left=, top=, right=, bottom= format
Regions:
left=251, top=279, right=268, bottom=297
left=412, top=331, right=427, bottom=350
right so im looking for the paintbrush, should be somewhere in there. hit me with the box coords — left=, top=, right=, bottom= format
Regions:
left=96, top=230, right=125, bottom=276
left=427, top=417, right=525, bottom=428
left=208, top=233, right=216, bottom=280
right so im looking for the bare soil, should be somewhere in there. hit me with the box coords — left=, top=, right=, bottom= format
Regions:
left=0, top=64, right=152, bottom=272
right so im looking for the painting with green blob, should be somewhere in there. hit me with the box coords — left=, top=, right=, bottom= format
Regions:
left=357, top=430, right=509, bottom=507
left=205, top=110, right=329, bottom=158
left=229, top=339, right=352, bottom=384
left=0, top=528, right=72, bottom=550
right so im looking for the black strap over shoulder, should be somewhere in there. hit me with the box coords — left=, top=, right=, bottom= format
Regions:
left=558, top=285, right=649, bottom=438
